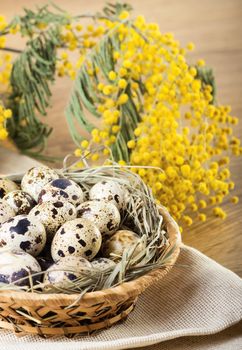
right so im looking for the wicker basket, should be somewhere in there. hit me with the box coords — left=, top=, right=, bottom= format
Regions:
left=0, top=206, right=180, bottom=337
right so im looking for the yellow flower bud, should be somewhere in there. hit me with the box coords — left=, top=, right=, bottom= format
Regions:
left=119, top=11, right=130, bottom=20
left=118, top=79, right=128, bottom=89
left=108, top=71, right=117, bottom=81
left=176, top=156, right=184, bottom=165
left=97, top=83, right=104, bottom=91
left=113, top=51, right=120, bottom=60
left=61, top=52, right=68, bottom=60
left=74, top=149, right=82, bottom=157
left=117, top=93, right=129, bottom=105
left=183, top=215, right=193, bottom=226
left=189, top=67, right=197, bottom=77
left=118, top=160, right=126, bottom=166
left=91, top=153, right=99, bottom=161
left=181, top=164, right=190, bottom=177
left=138, top=168, right=146, bottom=177
left=155, top=182, right=162, bottom=190
left=119, top=67, right=127, bottom=77
left=0, top=129, right=8, bottom=140
left=187, top=42, right=195, bottom=51
left=230, top=196, right=239, bottom=204
left=198, top=213, right=206, bottom=222
left=158, top=173, right=166, bottom=181
left=198, top=182, right=207, bottom=194
left=103, top=148, right=110, bottom=156
left=166, top=166, right=177, bottom=178
left=103, top=85, right=113, bottom=95
left=75, top=24, right=83, bottom=31
left=191, top=203, right=198, bottom=212
left=91, top=129, right=99, bottom=137
left=93, top=135, right=101, bottom=143
left=105, top=99, right=115, bottom=109
left=3, top=109, right=12, bottom=119
left=112, top=125, right=120, bottom=133
left=198, top=200, right=207, bottom=209
left=123, top=60, right=132, bottom=68
left=81, top=140, right=89, bottom=149
left=127, top=140, right=136, bottom=149
left=134, top=128, right=142, bottom=138
left=197, top=59, right=205, bottom=67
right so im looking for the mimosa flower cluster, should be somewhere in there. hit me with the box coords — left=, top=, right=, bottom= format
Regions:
left=69, top=12, right=241, bottom=227
left=0, top=16, right=13, bottom=142
left=0, top=104, right=12, bottom=141
left=0, top=4, right=240, bottom=229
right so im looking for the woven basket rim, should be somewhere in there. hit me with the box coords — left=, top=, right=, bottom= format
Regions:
left=0, top=206, right=180, bottom=306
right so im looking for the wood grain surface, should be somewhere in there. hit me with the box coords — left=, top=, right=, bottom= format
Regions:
left=0, top=0, right=241, bottom=276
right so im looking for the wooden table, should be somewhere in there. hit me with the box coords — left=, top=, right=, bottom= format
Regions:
left=0, top=0, right=242, bottom=277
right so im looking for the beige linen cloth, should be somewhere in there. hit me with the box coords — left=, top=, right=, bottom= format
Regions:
left=0, top=245, right=241, bottom=350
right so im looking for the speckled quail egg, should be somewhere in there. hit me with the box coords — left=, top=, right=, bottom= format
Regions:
left=89, top=180, right=126, bottom=210
left=0, top=215, right=46, bottom=256
left=0, top=199, right=16, bottom=224
left=51, top=218, right=102, bottom=262
left=0, top=177, right=19, bottom=199
left=92, top=257, right=116, bottom=271
left=38, top=178, right=84, bottom=207
left=29, top=200, right=77, bottom=241
left=4, top=190, right=35, bottom=215
left=0, top=249, right=41, bottom=286
left=77, top=200, right=120, bottom=236
left=102, top=230, right=145, bottom=261
left=43, top=256, right=92, bottom=289
left=21, top=166, right=59, bottom=201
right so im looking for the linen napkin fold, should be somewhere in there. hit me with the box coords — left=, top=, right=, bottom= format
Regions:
left=1, top=244, right=241, bottom=350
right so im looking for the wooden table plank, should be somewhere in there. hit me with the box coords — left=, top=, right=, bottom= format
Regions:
left=0, top=0, right=241, bottom=276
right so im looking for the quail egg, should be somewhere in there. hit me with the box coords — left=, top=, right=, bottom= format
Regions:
left=29, top=200, right=77, bottom=241
left=0, top=215, right=46, bottom=256
left=0, top=200, right=16, bottom=224
left=4, top=190, right=35, bottom=215
left=0, top=178, right=19, bottom=199
left=21, top=166, right=59, bottom=201
left=89, top=180, right=125, bottom=210
left=43, top=256, right=92, bottom=289
left=51, top=218, right=102, bottom=262
left=38, top=178, right=84, bottom=206
left=0, top=249, right=41, bottom=286
left=102, top=230, right=145, bottom=261
left=92, top=257, right=116, bottom=271
left=77, top=200, right=120, bottom=236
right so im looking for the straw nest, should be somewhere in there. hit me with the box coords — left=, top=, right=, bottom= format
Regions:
left=0, top=164, right=180, bottom=337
